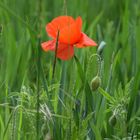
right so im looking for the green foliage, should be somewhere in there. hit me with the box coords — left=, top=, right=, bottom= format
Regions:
left=0, top=0, right=140, bottom=140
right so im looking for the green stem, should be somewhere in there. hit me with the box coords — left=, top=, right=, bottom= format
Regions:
left=52, top=30, right=60, bottom=80
left=36, top=0, right=42, bottom=139
left=89, top=53, right=102, bottom=76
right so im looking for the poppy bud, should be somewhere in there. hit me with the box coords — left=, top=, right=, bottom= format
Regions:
left=109, top=115, right=116, bottom=126
left=45, top=132, right=53, bottom=140
left=97, top=41, right=106, bottom=55
left=90, top=76, right=101, bottom=91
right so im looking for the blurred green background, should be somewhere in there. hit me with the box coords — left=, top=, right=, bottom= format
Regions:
left=0, top=0, right=140, bottom=139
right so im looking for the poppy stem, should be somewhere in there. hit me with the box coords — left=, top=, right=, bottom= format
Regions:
left=52, top=30, right=60, bottom=80
left=89, top=54, right=102, bottom=77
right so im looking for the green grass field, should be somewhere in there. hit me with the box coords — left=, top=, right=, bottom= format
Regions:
left=0, top=0, right=140, bottom=139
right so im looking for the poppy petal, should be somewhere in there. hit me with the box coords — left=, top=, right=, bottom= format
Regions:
left=76, top=33, right=97, bottom=48
left=59, top=17, right=82, bottom=44
left=41, top=40, right=74, bottom=60
left=41, top=40, right=55, bottom=52
left=76, top=16, right=82, bottom=31
left=57, top=44, right=74, bottom=60
left=46, top=16, right=75, bottom=39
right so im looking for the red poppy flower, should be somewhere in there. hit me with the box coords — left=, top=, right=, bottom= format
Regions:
left=41, top=16, right=97, bottom=60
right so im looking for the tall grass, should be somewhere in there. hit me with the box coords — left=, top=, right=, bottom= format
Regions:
left=0, top=0, right=140, bottom=139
